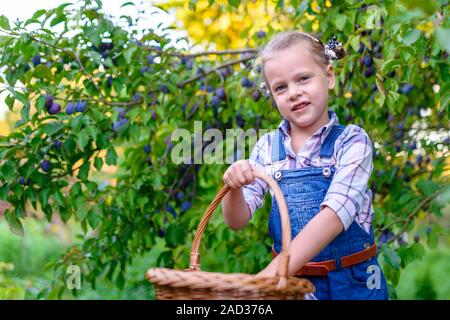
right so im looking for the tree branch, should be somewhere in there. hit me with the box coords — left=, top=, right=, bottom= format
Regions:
left=178, top=54, right=257, bottom=88
left=386, top=189, right=442, bottom=244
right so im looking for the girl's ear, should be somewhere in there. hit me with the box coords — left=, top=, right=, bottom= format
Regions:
left=326, top=64, right=336, bottom=90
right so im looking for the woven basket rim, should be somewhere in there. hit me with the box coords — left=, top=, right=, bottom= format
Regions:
left=146, top=267, right=316, bottom=295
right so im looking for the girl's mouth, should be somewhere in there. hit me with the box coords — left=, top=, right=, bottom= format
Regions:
left=292, top=102, right=310, bottom=112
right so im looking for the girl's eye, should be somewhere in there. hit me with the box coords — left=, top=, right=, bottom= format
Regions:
left=274, top=85, right=285, bottom=92
left=298, top=77, right=309, bottom=82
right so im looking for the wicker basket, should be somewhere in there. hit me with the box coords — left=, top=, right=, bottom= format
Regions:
left=146, top=168, right=315, bottom=300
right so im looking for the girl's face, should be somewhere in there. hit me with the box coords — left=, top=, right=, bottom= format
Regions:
left=264, top=43, right=335, bottom=134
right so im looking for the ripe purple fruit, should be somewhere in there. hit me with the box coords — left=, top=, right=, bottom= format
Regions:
left=357, top=42, right=365, bottom=53
left=106, top=76, right=113, bottom=88
left=399, top=83, right=414, bottom=94
left=161, top=84, right=169, bottom=94
left=75, top=100, right=87, bottom=112
left=379, top=230, right=395, bottom=245
left=66, top=102, right=75, bottom=115
left=236, top=114, right=245, bottom=128
left=181, top=201, right=192, bottom=212
left=240, top=77, right=253, bottom=88
left=48, top=103, right=61, bottom=114
left=32, top=55, right=41, bottom=67
left=176, top=191, right=184, bottom=201
left=41, top=160, right=51, bottom=172
left=144, top=144, right=151, bottom=154
left=19, top=176, right=26, bottom=185
left=210, top=95, right=220, bottom=107
left=252, top=90, right=261, bottom=102
left=364, top=66, right=375, bottom=77
left=165, top=205, right=177, bottom=218
left=256, top=30, right=266, bottom=38
left=146, top=54, right=155, bottom=64
left=45, top=95, right=54, bottom=108
left=53, top=139, right=62, bottom=150
left=186, top=59, right=193, bottom=70
left=206, top=85, right=214, bottom=93
left=115, top=107, right=126, bottom=119
left=112, top=118, right=128, bottom=131
left=216, top=87, right=226, bottom=100
left=363, top=56, right=373, bottom=67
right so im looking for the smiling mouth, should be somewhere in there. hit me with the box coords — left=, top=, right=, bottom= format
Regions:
left=292, top=102, right=310, bottom=111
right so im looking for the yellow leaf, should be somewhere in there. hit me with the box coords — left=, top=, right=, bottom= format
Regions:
left=344, top=91, right=352, bottom=98
left=312, top=20, right=320, bottom=32
left=311, top=0, right=321, bottom=13
left=326, top=0, right=332, bottom=8
left=416, top=21, right=434, bottom=33
left=304, top=12, right=316, bottom=21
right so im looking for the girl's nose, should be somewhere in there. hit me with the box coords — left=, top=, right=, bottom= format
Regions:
left=288, top=84, right=303, bottom=100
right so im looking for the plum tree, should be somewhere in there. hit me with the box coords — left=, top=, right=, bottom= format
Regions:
left=0, top=0, right=448, bottom=299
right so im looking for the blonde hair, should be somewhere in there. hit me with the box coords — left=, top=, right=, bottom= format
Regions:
left=258, top=31, right=346, bottom=97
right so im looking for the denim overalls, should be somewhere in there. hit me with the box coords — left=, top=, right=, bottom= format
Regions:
left=269, top=124, right=389, bottom=300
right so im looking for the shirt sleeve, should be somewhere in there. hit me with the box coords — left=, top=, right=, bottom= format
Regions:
left=242, top=134, right=270, bottom=218
left=320, top=126, right=374, bottom=231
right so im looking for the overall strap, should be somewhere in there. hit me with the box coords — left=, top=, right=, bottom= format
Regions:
left=319, top=124, right=346, bottom=159
left=271, top=130, right=286, bottom=163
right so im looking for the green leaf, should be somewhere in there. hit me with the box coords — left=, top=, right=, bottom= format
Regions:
left=74, top=196, right=89, bottom=220
left=120, top=1, right=135, bottom=7
left=386, top=91, right=400, bottom=114
left=77, top=129, right=90, bottom=151
left=35, top=95, right=46, bottom=114
left=0, top=184, right=9, bottom=201
left=435, top=27, right=450, bottom=54
left=165, top=223, right=185, bottom=247
left=77, top=161, right=90, bottom=181
left=94, top=157, right=103, bottom=171
left=0, top=15, right=10, bottom=30
left=334, top=14, right=348, bottom=31
left=402, top=29, right=421, bottom=46
left=71, top=115, right=84, bottom=131
left=50, top=14, right=66, bottom=27
left=31, top=9, right=47, bottom=20
left=348, top=35, right=360, bottom=52
left=38, top=188, right=50, bottom=209
left=416, top=180, right=439, bottom=196
left=381, top=59, right=401, bottom=76
left=87, top=206, right=101, bottom=229
left=5, top=210, right=24, bottom=236
left=42, top=122, right=64, bottom=136
left=33, top=65, right=52, bottom=80
left=105, top=148, right=117, bottom=165
left=1, top=161, right=16, bottom=182
left=53, top=189, right=65, bottom=207
left=123, top=46, right=137, bottom=64
left=381, top=245, right=401, bottom=269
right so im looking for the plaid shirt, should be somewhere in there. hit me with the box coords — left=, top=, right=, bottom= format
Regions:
left=243, top=110, right=375, bottom=233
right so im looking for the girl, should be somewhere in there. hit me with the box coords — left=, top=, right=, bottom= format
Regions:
left=221, top=31, right=388, bottom=300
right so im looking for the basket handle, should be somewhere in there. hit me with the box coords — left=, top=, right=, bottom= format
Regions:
left=188, top=167, right=292, bottom=286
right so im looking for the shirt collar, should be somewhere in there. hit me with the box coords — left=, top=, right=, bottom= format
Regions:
left=278, top=110, right=339, bottom=139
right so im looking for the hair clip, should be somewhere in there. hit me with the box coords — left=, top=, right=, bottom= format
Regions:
left=259, top=82, right=270, bottom=98
left=324, top=36, right=342, bottom=60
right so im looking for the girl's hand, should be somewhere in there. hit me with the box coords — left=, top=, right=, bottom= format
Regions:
left=223, top=160, right=255, bottom=189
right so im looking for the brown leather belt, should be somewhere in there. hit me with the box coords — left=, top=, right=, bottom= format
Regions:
left=272, top=243, right=377, bottom=276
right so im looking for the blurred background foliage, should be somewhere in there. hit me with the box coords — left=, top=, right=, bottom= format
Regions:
left=0, top=0, right=449, bottom=299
